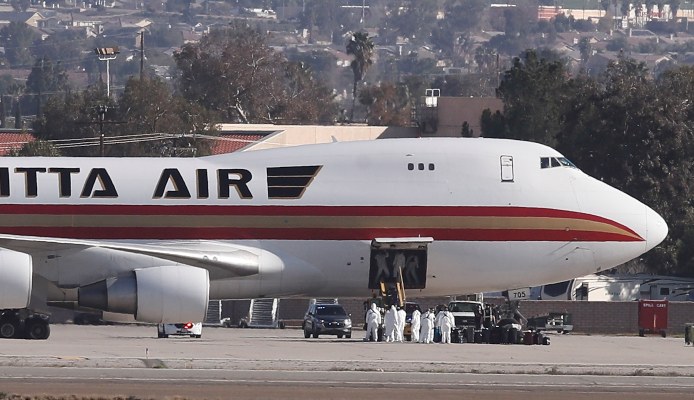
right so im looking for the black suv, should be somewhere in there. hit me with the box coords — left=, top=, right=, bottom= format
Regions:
left=303, top=303, right=352, bottom=339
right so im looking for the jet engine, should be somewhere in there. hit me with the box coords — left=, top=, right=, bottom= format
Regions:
left=0, top=249, right=32, bottom=309
left=78, top=265, right=209, bottom=323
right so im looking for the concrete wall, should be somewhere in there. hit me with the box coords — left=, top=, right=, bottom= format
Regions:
left=222, top=298, right=694, bottom=335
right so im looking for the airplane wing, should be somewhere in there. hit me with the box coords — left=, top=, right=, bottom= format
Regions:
left=0, top=234, right=260, bottom=280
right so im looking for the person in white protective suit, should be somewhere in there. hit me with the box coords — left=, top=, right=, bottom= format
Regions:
left=410, top=308, right=421, bottom=343
left=436, top=307, right=455, bottom=344
left=364, top=303, right=381, bottom=342
left=396, top=306, right=406, bottom=342
left=384, top=305, right=397, bottom=342
left=427, top=309, right=436, bottom=343
left=419, top=308, right=434, bottom=343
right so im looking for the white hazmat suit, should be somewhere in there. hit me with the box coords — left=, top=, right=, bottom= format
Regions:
left=419, top=310, right=434, bottom=343
left=365, top=303, right=381, bottom=342
left=396, top=307, right=406, bottom=342
left=384, top=305, right=397, bottom=342
left=436, top=309, right=455, bottom=344
left=428, top=311, right=436, bottom=343
left=410, top=309, right=421, bottom=342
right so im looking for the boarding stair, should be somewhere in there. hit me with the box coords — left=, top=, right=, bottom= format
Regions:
left=205, top=300, right=222, bottom=324
left=247, top=298, right=281, bottom=328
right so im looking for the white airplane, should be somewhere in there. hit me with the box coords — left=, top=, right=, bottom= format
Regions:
left=0, top=137, right=667, bottom=339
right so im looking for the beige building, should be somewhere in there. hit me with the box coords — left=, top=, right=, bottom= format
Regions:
left=214, top=124, right=420, bottom=152
left=213, top=95, right=503, bottom=152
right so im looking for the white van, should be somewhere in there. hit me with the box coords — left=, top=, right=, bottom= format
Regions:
left=157, top=322, right=202, bottom=338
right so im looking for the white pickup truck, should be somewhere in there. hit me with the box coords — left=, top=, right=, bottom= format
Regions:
left=447, top=301, right=484, bottom=329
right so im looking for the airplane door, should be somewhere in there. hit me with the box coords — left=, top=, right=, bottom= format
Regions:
left=500, top=155, right=514, bottom=182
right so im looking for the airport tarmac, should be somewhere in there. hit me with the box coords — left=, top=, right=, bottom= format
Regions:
left=1, top=324, right=694, bottom=399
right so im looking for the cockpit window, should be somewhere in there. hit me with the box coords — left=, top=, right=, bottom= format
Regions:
left=557, top=157, right=576, bottom=168
left=540, top=156, right=577, bottom=169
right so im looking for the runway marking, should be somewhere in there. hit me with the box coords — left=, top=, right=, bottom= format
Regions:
left=2, top=375, right=694, bottom=391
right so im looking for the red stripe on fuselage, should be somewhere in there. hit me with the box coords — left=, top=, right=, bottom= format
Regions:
left=0, top=227, right=642, bottom=242
left=0, top=204, right=642, bottom=242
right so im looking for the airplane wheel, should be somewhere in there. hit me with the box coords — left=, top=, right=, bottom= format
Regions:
left=304, top=328, right=310, bottom=338
left=26, top=319, right=50, bottom=340
left=337, top=334, right=343, bottom=338
left=346, top=333, right=351, bottom=339
left=0, top=319, right=18, bottom=339
left=195, top=335, right=202, bottom=338
left=312, top=328, right=319, bottom=339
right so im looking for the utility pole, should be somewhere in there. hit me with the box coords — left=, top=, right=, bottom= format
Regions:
left=97, top=105, right=107, bottom=157
left=139, top=32, right=145, bottom=81
left=79, top=105, right=125, bottom=157
left=361, top=0, right=365, bottom=25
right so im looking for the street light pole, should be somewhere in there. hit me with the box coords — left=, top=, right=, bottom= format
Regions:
left=95, top=47, right=120, bottom=98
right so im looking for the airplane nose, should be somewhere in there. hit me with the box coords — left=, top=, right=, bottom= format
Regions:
left=645, top=206, right=668, bottom=251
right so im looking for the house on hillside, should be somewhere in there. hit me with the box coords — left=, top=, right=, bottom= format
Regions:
left=0, top=11, right=45, bottom=27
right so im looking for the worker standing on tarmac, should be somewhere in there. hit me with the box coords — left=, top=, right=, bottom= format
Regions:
left=427, top=309, right=436, bottom=343
left=411, top=308, right=421, bottom=342
left=420, top=308, right=434, bottom=343
left=396, top=306, right=406, bottom=342
left=384, top=305, right=397, bottom=342
left=364, top=303, right=381, bottom=342
left=437, top=306, right=455, bottom=344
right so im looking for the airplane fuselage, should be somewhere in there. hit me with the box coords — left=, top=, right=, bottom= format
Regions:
left=0, top=138, right=668, bottom=304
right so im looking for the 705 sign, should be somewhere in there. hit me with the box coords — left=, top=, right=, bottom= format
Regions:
left=506, top=287, right=531, bottom=300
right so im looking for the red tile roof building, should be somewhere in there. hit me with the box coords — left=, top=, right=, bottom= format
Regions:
left=208, top=134, right=266, bottom=155
left=0, top=132, right=34, bottom=155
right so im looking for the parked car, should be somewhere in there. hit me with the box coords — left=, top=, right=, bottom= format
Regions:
left=303, top=303, right=352, bottom=339
left=157, top=322, right=202, bottom=338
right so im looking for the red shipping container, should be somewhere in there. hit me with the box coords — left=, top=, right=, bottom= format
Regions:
left=638, top=300, right=668, bottom=337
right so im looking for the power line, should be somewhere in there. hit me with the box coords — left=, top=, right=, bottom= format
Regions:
left=1, top=131, right=261, bottom=151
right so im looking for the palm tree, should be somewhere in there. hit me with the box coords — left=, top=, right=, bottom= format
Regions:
left=346, top=31, right=374, bottom=122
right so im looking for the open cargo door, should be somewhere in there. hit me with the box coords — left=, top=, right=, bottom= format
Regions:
left=368, top=237, right=433, bottom=294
